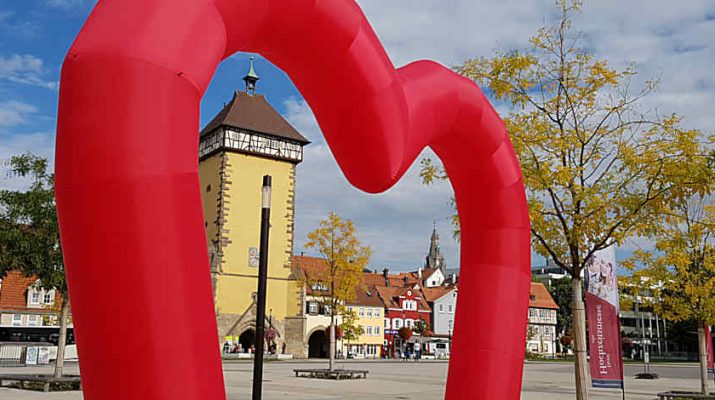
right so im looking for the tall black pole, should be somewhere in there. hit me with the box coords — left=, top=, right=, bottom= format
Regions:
left=252, top=175, right=271, bottom=400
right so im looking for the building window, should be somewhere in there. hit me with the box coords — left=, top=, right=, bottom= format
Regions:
left=384, top=318, right=390, bottom=328
left=375, top=326, right=380, bottom=335
left=374, top=308, right=381, bottom=317
left=439, top=304, right=444, bottom=312
left=448, top=305, right=453, bottom=313
left=359, top=307, right=364, bottom=316
left=44, top=290, right=54, bottom=305
left=28, top=315, right=38, bottom=326
left=529, top=308, right=537, bottom=318
left=405, top=319, right=413, bottom=328
left=12, top=314, right=22, bottom=326
left=393, top=319, right=403, bottom=329
left=308, top=302, right=318, bottom=314
left=403, top=300, right=416, bottom=311
left=367, top=308, right=372, bottom=317
left=311, top=281, right=328, bottom=291
left=366, top=326, right=372, bottom=335
left=324, top=305, right=332, bottom=316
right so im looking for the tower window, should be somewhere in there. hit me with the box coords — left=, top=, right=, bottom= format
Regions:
left=206, top=184, right=212, bottom=193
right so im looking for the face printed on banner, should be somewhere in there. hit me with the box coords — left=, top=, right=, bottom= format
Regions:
left=587, top=254, right=619, bottom=309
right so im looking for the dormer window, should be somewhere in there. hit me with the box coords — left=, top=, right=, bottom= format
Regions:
left=403, top=300, right=417, bottom=311
left=30, top=290, right=40, bottom=305
left=311, top=281, right=328, bottom=292
left=44, top=290, right=54, bottom=305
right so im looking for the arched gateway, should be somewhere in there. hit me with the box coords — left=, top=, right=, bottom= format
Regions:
left=307, top=330, right=329, bottom=359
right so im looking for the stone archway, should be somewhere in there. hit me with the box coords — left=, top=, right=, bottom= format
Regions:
left=307, top=329, right=328, bottom=359
left=238, top=329, right=255, bottom=352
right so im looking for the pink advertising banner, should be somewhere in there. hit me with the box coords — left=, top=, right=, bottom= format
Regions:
left=586, top=247, right=624, bottom=389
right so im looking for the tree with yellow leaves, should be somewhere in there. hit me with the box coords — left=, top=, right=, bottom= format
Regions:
left=626, top=196, right=715, bottom=394
left=421, top=1, right=712, bottom=398
left=304, top=212, right=371, bottom=371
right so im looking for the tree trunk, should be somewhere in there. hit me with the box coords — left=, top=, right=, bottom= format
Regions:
left=329, top=323, right=335, bottom=371
left=572, top=277, right=589, bottom=400
left=54, top=294, right=70, bottom=379
left=697, top=322, right=711, bottom=395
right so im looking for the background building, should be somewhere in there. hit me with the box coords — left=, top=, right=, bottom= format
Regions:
left=344, top=286, right=384, bottom=359
left=424, top=286, right=457, bottom=337
left=199, top=61, right=310, bottom=356
left=527, top=282, right=559, bottom=355
left=293, top=255, right=341, bottom=359
left=0, top=271, right=71, bottom=343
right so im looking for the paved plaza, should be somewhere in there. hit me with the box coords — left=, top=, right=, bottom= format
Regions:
left=0, top=360, right=705, bottom=399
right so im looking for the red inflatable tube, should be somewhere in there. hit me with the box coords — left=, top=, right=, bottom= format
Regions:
left=55, top=1, right=530, bottom=399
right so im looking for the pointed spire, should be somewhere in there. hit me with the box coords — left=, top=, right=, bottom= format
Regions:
left=425, top=222, right=446, bottom=271
left=243, top=56, right=260, bottom=95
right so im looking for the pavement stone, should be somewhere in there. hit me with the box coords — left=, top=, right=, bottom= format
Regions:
left=0, top=360, right=705, bottom=399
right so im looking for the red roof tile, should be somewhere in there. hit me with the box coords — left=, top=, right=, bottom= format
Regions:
left=530, top=282, right=559, bottom=309
left=0, top=271, right=37, bottom=310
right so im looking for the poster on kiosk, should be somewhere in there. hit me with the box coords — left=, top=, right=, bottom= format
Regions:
left=586, top=247, right=624, bottom=389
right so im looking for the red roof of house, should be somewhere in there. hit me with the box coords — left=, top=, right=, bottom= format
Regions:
left=0, top=271, right=37, bottom=311
left=530, top=282, right=559, bottom=309
left=421, top=285, right=455, bottom=302
left=292, top=255, right=330, bottom=296
left=347, top=285, right=384, bottom=308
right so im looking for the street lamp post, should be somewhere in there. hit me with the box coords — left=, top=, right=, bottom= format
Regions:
left=252, top=175, right=272, bottom=400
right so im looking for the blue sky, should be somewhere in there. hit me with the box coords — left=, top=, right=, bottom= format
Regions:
left=2, top=0, right=714, bottom=272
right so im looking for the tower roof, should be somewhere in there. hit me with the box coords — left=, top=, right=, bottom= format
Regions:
left=200, top=90, right=310, bottom=144
left=244, top=57, right=260, bottom=81
left=425, top=224, right=446, bottom=271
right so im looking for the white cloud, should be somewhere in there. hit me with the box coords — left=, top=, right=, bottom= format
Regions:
left=0, top=54, right=57, bottom=89
left=0, top=101, right=38, bottom=127
left=284, top=98, right=459, bottom=270
left=349, top=0, right=715, bottom=263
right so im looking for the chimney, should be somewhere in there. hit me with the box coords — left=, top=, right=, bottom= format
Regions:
left=451, top=273, right=457, bottom=284
left=403, top=276, right=409, bottom=285
left=383, top=268, right=390, bottom=287
left=418, top=267, right=423, bottom=280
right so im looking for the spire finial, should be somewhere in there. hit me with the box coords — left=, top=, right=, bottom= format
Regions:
left=243, top=56, right=260, bottom=95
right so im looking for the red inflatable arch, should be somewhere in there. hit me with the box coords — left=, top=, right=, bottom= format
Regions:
left=55, top=0, right=531, bottom=399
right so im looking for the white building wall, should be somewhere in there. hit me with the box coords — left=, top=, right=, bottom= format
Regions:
left=432, top=290, right=457, bottom=335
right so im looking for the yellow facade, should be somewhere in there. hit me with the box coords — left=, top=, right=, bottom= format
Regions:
left=345, top=304, right=384, bottom=358
left=199, top=150, right=303, bottom=350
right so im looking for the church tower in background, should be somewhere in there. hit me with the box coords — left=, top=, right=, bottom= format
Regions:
left=425, top=223, right=446, bottom=272
left=198, top=58, right=310, bottom=355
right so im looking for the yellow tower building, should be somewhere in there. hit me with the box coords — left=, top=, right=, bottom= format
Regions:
left=198, top=60, right=310, bottom=355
